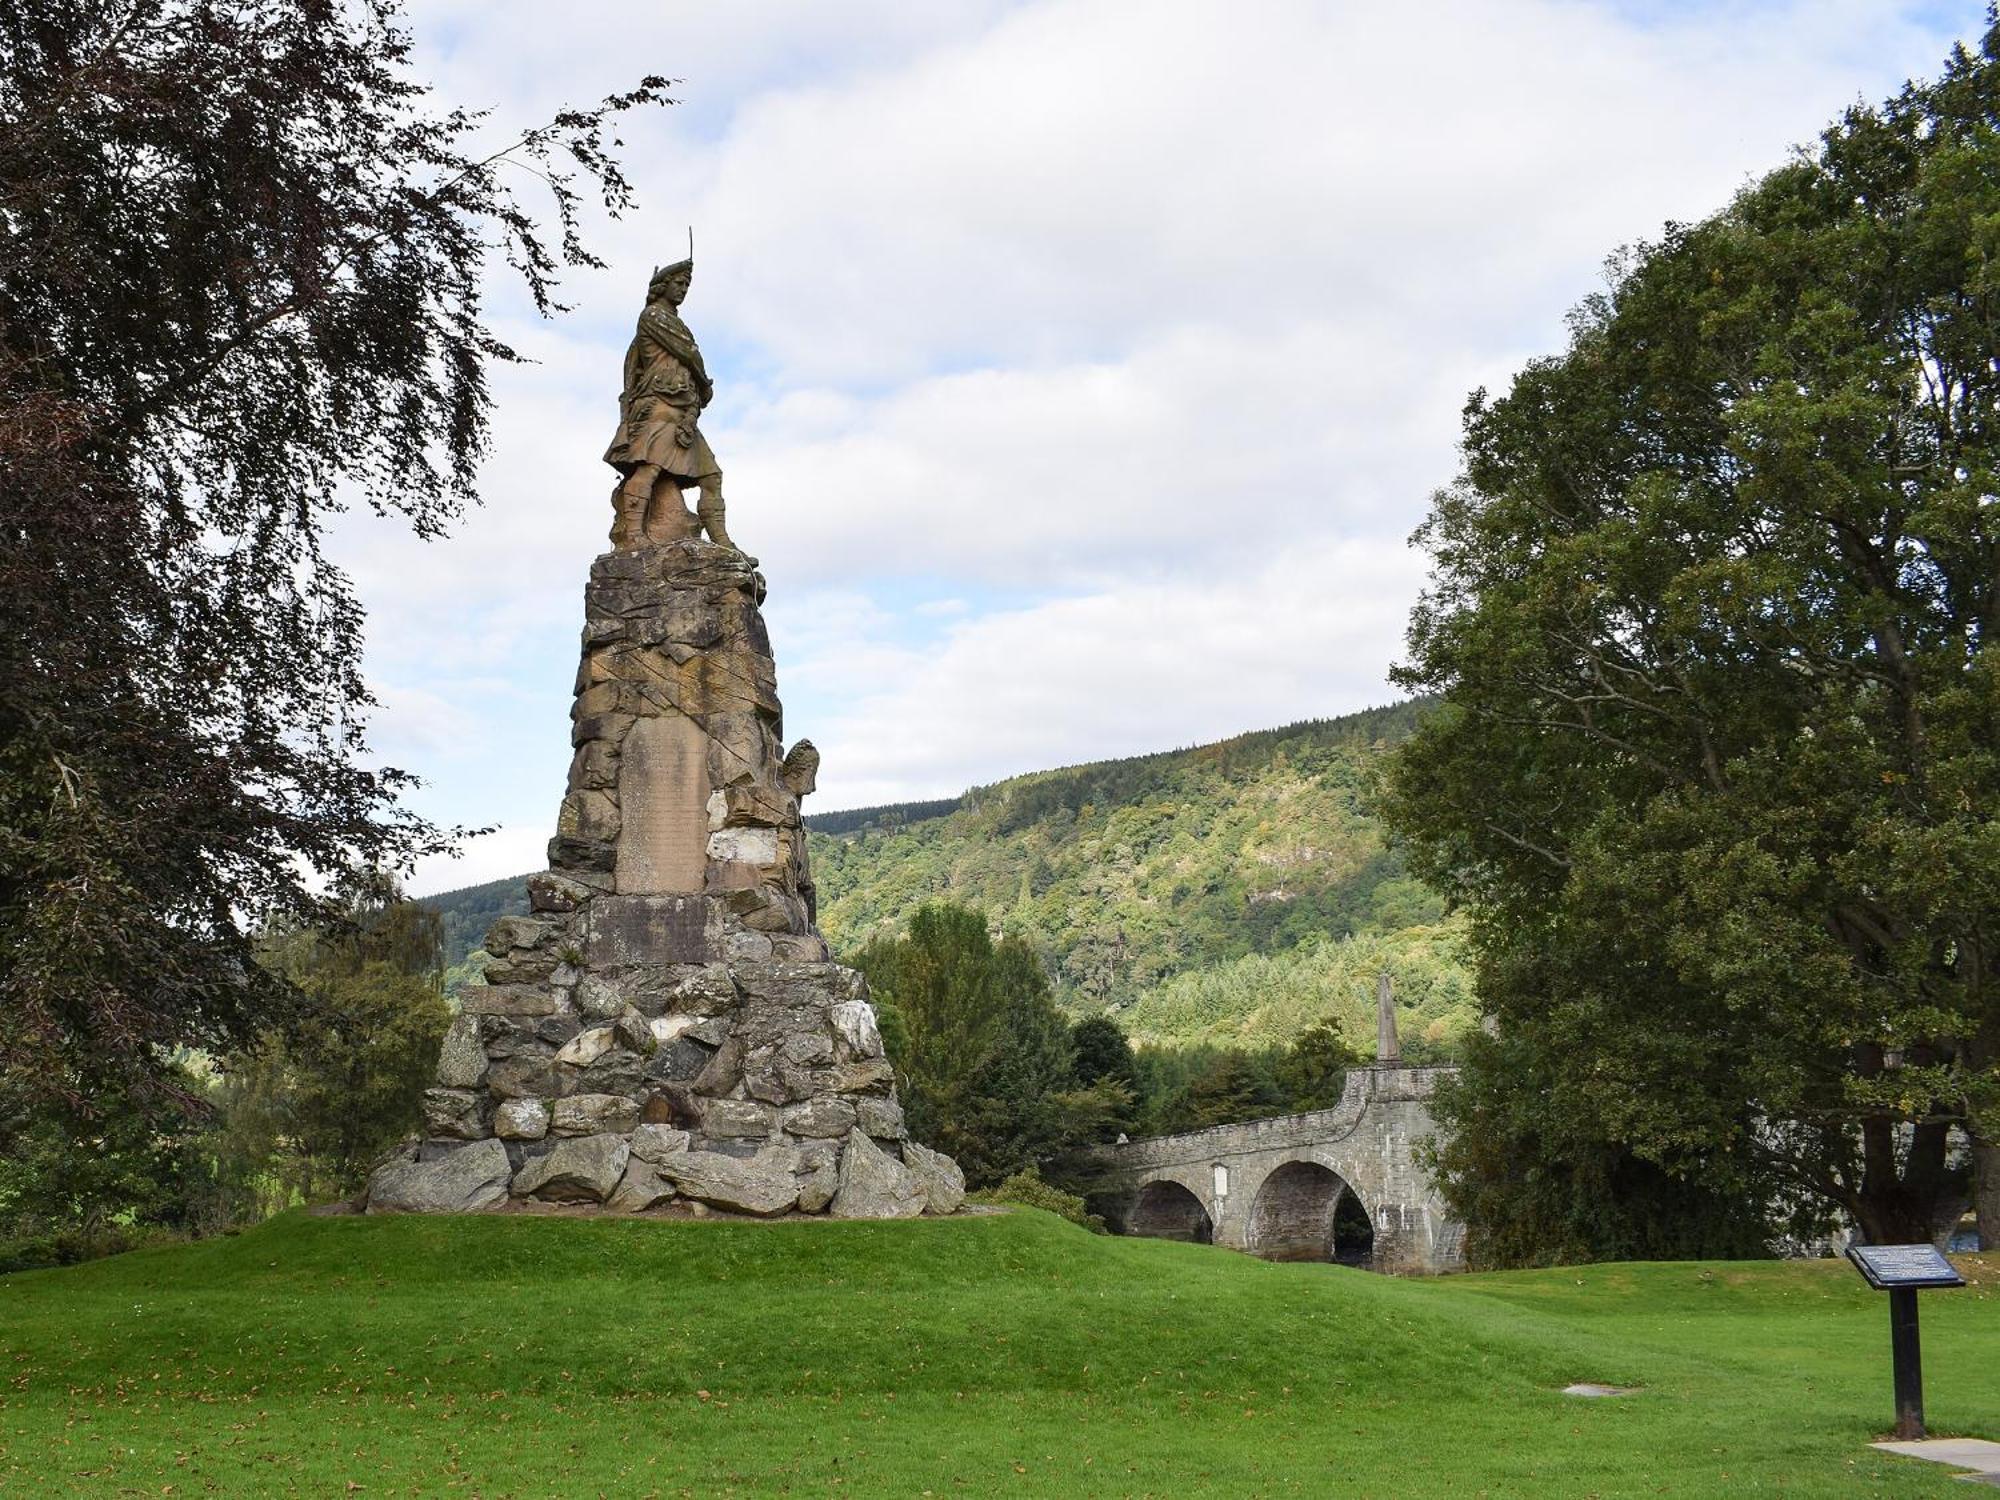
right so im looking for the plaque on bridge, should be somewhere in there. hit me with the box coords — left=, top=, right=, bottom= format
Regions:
left=1846, top=1243, right=1965, bottom=1291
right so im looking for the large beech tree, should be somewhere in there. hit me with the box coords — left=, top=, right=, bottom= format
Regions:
left=1386, top=28, right=2000, bottom=1250
left=0, top=1, right=666, bottom=1117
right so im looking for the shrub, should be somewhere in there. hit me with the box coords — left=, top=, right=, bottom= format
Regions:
left=970, top=1167, right=1107, bottom=1233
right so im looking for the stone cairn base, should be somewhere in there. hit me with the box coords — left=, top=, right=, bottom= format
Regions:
left=364, top=540, right=965, bottom=1220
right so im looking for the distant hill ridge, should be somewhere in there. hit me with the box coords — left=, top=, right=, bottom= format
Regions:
left=803, top=796, right=965, bottom=837
left=421, top=701, right=1475, bottom=1053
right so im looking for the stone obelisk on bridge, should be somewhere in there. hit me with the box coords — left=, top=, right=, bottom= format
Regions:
left=366, top=256, right=964, bottom=1221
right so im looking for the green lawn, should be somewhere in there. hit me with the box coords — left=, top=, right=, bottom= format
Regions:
left=0, top=1209, right=1991, bottom=1497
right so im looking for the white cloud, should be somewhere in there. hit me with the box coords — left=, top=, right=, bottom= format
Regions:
left=333, top=0, right=1983, bottom=894
left=684, top=0, right=1962, bottom=383
left=722, top=318, right=1484, bottom=589
left=780, top=535, right=1428, bottom=808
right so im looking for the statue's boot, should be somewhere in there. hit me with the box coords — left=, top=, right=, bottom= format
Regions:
left=609, top=480, right=649, bottom=549
left=699, top=494, right=756, bottom=565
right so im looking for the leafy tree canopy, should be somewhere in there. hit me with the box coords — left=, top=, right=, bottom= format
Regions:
left=1385, top=24, right=2000, bottom=1249
left=216, top=890, right=450, bottom=1212
left=0, top=0, right=665, bottom=1117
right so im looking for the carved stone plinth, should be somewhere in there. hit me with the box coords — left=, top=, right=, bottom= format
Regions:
left=369, top=539, right=963, bottom=1219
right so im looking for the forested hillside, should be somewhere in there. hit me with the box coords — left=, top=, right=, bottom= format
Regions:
left=420, top=702, right=1476, bottom=1053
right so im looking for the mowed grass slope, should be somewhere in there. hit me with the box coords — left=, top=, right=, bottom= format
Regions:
left=0, top=1211, right=1992, bottom=1497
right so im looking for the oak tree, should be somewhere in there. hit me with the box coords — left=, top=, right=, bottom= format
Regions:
left=1387, top=27, right=2000, bottom=1250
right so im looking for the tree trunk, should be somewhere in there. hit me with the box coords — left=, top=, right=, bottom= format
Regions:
left=1855, top=1116, right=1953, bottom=1244
left=1974, top=1135, right=2000, bottom=1252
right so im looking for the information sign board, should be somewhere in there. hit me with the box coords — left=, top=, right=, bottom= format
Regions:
left=1846, top=1244, right=1966, bottom=1292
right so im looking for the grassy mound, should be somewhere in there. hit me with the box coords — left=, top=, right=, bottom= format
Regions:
left=0, top=1210, right=1992, bottom=1495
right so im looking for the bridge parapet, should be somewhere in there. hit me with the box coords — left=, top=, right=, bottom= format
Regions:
left=1090, top=1064, right=1464, bottom=1275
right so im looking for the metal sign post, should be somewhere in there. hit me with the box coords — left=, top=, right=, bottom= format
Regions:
left=1845, top=1244, right=1966, bottom=1440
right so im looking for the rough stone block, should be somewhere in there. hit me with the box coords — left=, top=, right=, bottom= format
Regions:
left=691, top=1035, right=745, bottom=1095
left=717, top=781, right=795, bottom=828
left=552, top=1093, right=641, bottom=1136
left=535, top=1014, right=582, bottom=1047
left=607, top=1157, right=676, bottom=1211
left=904, top=1140, right=966, bottom=1216
left=485, top=1053, right=560, bottom=1100
left=831, top=1058, right=895, bottom=1096
left=626, top=963, right=736, bottom=1017
left=572, top=680, right=631, bottom=720
left=707, top=826, right=780, bottom=865
left=770, top=934, right=830, bottom=962
left=511, top=1133, right=630, bottom=1203
left=481, top=952, right=559, bottom=985
left=422, top=1087, right=487, bottom=1140
left=575, top=974, right=627, bottom=1020
left=558, top=789, right=621, bottom=844
left=709, top=860, right=765, bottom=893
left=548, top=832, right=617, bottom=874
left=797, top=1157, right=840, bottom=1213
left=854, top=1096, right=907, bottom=1140
left=742, top=899, right=800, bottom=934
left=527, top=871, right=596, bottom=913
left=570, top=706, right=635, bottom=746
left=486, top=915, right=556, bottom=955
left=655, top=1149, right=798, bottom=1217
left=436, top=1015, right=487, bottom=1088
left=782, top=1031, right=834, bottom=1065
left=830, top=1130, right=925, bottom=1220
left=646, top=1035, right=714, bottom=1085
left=555, top=1024, right=617, bottom=1067
left=724, top=930, right=774, bottom=961
left=630, top=1125, right=691, bottom=1164
left=569, top=738, right=620, bottom=791
left=613, top=1009, right=655, bottom=1054
left=368, top=1139, right=511, bottom=1214
left=830, top=999, right=884, bottom=1060
left=649, top=1013, right=701, bottom=1044
left=705, top=1099, right=776, bottom=1138
left=782, top=1097, right=857, bottom=1139
left=576, top=1049, right=647, bottom=1095
left=494, top=1098, right=550, bottom=1140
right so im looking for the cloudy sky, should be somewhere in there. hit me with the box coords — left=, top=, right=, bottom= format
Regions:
left=342, top=0, right=1986, bottom=895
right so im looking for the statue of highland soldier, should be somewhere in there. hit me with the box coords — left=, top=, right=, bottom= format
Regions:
left=604, top=255, right=746, bottom=554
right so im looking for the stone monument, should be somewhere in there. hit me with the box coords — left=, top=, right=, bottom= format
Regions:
left=365, top=258, right=965, bottom=1221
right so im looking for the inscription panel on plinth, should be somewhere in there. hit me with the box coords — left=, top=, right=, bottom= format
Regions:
left=583, top=895, right=715, bottom=966
left=616, top=711, right=710, bottom=892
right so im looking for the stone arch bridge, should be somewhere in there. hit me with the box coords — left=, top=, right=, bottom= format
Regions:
left=1090, top=1065, right=1465, bottom=1274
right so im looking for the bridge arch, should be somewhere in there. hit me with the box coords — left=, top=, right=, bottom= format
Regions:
left=1127, top=1177, right=1214, bottom=1244
left=1243, top=1158, right=1375, bottom=1266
